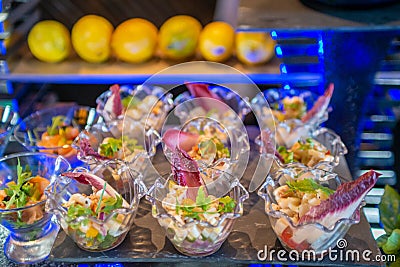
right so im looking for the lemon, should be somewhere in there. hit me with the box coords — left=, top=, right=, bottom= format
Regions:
left=71, top=15, right=113, bottom=63
left=159, top=15, right=202, bottom=60
left=27, top=20, right=70, bottom=63
left=199, top=21, right=235, bottom=62
left=236, top=32, right=275, bottom=65
left=111, top=18, right=157, bottom=63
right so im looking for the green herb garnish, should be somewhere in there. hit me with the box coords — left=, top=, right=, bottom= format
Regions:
left=175, top=187, right=236, bottom=220
left=47, top=115, right=66, bottom=136
left=376, top=185, right=400, bottom=259
left=4, top=159, right=33, bottom=210
left=287, top=178, right=335, bottom=196
left=99, top=138, right=122, bottom=158
left=277, top=146, right=294, bottom=164
left=122, top=96, right=140, bottom=109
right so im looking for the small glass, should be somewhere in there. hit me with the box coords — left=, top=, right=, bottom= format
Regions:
left=146, top=169, right=249, bottom=257
left=96, top=84, right=173, bottom=133
left=252, top=88, right=330, bottom=147
left=0, top=152, right=70, bottom=264
left=13, top=105, right=103, bottom=167
left=46, top=164, right=146, bottom=252
left=258, top=166, right=362, bottom=255
left=0, top=105, right=19, bottom=157
left=256, top=127, right=347, bottom=172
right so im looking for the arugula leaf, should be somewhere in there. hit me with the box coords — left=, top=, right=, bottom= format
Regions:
left=122, top=96, right=140, bottom=109
left=66, top=204, right=93, bottom=221
left=379, top=185, right=400, bottom=235
left=287, top=178, right=335, bottom=196
left=196, top=186, right=212, bottom=210
left=383, top=229, right=400, bottom=255
left=218, top=196, right=236, bottom=213
left=277, top=146, right=294, bottom=164
left=4, top=159, right=32, bottom=209
left=101, top=195, right=123, bottom=214
left=99, top=138, right=122, bottom=158
left=47, top=115, right=66, bottom=136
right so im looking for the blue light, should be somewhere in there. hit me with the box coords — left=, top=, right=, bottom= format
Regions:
left=280, top=64, right=287, bottom=74
left=283, top=84, right=291, bottom=90
left=275, top=46, right=283, bottom=57
left=388, top=88, right=400, bottom=100
left=318, top=39, right=324, bottom=55
left=270, top=31, right=277, bottom=40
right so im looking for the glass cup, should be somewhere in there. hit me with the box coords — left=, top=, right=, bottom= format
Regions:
left=0, top=152, right=70, bottom=264
left=13, top=105, right=103, bottom=167
left=146, top=169, right=249, bottom=257
left=258, top=165, right=363, bottom=255
left=46, top=163, right=146, bottom=252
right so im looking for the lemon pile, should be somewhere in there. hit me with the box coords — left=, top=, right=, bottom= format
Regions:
left=27, top=15, right=275, bottom=65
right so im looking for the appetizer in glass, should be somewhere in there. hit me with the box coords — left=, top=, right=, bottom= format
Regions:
left=96, top=84, right=173, bottom=133
left=258, top=165, right=380, bottom=254
left=0, top=152, right=70, bottom=264
left=46, top=165, right=145, bottom=252
left=14, top=105, right=103, bottom=167
left=147, top=147, right=248, bottom=256
left=252, top=84, right=334, bottom=147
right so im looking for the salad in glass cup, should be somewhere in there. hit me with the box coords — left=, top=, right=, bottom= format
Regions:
left=73, top=119, right=160, bottom=168
left=257, top=127, right=347, bottom=173
left=258, top=165, right=380, bottom=254
left=251, top=84, right=334, bottom=148
left=13, top=105, right=103, bottom=167
left=96, top=84, right=173, bottom=133
left=46, top=163, right=145, bottom=252
left=174, top=83, right=250, bottom=129
left=147, top=147, right=249, bottom=256
left=0, top=152, right=70, bottom=264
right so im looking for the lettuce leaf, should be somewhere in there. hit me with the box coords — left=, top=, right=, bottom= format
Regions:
left=379, top=185, right=400, bottom=235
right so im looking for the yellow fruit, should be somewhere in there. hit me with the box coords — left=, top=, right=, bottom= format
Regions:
left=71, top=15, right=113, bottom=63
left=27, top=20, right=70, bottom=63
left=111, top=18, right=157, bottom=63
left=199, top=21, right=235, bottom=62
left=235, top=32, right=275, bottom=65
left=159, top=15, right=202, bottom=60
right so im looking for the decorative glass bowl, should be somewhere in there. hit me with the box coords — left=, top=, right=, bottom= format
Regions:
left=146, top=169, right=249, bottom=257
left=174, top=84, right=250, bottom=128
left=258, top=166, right=362, bottom=255
left=0, top=106, right=19, bottom=157
left=251, top=88, right=330, bottom=147
left=0, top=152, right=70, bottom=264
left=46, top=164, right=145, bottom=252
left=96, top=84, right=173, bottom=133
left=74, top=121, right=159, bottom=168
left=13, top=105, right=103, bottom=167
left=257, top=127, right=347, bottom=172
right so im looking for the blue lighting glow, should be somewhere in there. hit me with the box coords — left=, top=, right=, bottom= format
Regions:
left=318, top=39, right=324, bottom=55
left=283, top=84, right=291, bottom=90
left=270, top=31, right=277, bottom=40
left=275, top=46, right=283, bottom=57
left=388, top=89, right=400, bottom=100
left=280, top=64, right=287, bottom=74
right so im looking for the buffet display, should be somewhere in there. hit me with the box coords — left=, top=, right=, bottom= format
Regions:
left=0, top=82, right=380, bottom=264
